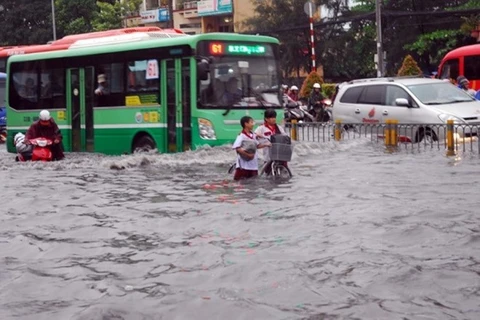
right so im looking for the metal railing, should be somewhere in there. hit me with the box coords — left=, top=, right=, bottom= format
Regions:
left=284, top=121, right=480, bottom=154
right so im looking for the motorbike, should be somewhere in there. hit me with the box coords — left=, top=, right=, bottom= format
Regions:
left=308, top=98, right=333, bottom=122
left=17, top=137, right=53, bottom=162
left=298, top=103, right=316, bottom=122
left=284, top=101, right=309, bottom=123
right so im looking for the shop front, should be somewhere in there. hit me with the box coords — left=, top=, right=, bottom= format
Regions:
left=197, top=0, right=233, bottom=33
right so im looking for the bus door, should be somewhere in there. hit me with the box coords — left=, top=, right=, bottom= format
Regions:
left=67, top=67, right=95, bottom=152
left=165, top=58, right=192, bottom=152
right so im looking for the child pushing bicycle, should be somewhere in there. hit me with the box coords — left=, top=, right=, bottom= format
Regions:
left=232, top=116, right=271, bottom=181
left=255, top=109, right=290, bottom=176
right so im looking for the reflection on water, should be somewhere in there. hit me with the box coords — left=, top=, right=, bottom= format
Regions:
left=0, top=141, right=479, bottom=320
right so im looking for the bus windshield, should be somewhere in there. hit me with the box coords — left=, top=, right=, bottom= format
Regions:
left=198, top=45, right=281, bottom=108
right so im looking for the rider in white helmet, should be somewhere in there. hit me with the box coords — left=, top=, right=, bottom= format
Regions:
left=308, top=82, right=326, bottom=121
left=288, top=85, right=299, bottom=102
left=25, top=109, right=65, bottom=160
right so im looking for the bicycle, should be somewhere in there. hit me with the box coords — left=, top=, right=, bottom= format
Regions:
left=228, top=134, right=293, bottom=179
left=227, top=158, right=292, bottom=179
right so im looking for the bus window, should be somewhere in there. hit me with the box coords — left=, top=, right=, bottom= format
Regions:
left=98, top=63, right=124, bottom=94
left=40, top=69, right=65, bottom=109
left=127, top=59, right=159, bottom=92
left=96, top=63, right=124, bottom=107
left=440, top=59, right=459, bottom=80
left=10, top=71, right=39, bottom=109
left=198, top=56, right=281, bottom=108
left=464, top=56, right=480, bottom=80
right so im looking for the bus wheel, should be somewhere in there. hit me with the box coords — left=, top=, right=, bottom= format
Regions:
left=133, top=136, right=156, bottom=153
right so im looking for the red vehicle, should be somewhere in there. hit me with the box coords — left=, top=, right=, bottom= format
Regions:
left=438, top=44, right=480, bottom=90
left=0, top=27, right=176, bottom=73
left=18, top=137, right=53, bottom=162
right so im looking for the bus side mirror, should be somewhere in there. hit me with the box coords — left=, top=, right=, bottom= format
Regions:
left=197, top=59, right=210, bottom=81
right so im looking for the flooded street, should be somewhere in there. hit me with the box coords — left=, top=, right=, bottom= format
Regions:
left=0, top=140, right=479, bottom=320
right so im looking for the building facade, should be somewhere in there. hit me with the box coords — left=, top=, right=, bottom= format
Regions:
left=125, top=0, right=256, bottom=34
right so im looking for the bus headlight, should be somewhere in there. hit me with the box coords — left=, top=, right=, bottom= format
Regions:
left=198, top=118, right=216, bottom=140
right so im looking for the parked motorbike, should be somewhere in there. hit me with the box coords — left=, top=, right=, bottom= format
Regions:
left=298, top=103, right=315, bottom=122
left=17, top=137, right=53, bottom=162
left=284, top=101, right=308, bottom=123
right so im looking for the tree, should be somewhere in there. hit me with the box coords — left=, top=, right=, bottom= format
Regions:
left=0, top=0, right=53, bottom=45
left=244, top=0, right=323, bottom=78
left=56, top=0, right=98, bottom=38
left=397, top=55, right=422, bottom=76
left=92, top=0, right=143, bottom=31
left=300, top=71, right=323, bottom=98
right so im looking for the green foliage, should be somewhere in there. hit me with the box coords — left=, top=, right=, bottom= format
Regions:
left=322, top=83, right=336, bottom=99
left=0, top=0, right=53, bottom=45
left=93, top=0, right=142, bottom=31
left=0, top=0, right=143, bottom=45
left=300, top=71, right=323, bottom=98
left=56, top=0, right=97, bottom=37
left=397, top=55, right=422, bottom=76
left=404, top=29, right=463, bottom=66
left=244, top=0, right=323, bottom=78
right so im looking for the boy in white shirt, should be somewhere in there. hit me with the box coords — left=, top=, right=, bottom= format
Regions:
left=232, top=116, right=270, bottom=181
left=255, top=109, right=287, bottom=175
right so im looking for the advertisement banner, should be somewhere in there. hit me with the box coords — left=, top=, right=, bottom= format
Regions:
left=140, top=9, right=158, bottom=23
left=158, top=8, right=170, bottom=22
left=140, top=9, right=170, bottom=23
left=198, top=0, right=233, bottom=17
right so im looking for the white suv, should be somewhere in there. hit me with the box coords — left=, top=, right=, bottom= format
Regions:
left=332, top=77, right=480, bottom=142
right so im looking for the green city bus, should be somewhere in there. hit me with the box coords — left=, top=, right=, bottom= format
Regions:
left=6, top=31, right=283, bottom=155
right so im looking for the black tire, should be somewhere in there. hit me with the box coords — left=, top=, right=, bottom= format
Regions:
left=132, top=136, right=156, bottom=153
left=272, top=163, right=292, bottom=179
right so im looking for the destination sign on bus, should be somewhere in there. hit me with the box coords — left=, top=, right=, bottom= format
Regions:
left=209, top=43, right=267, bottom=56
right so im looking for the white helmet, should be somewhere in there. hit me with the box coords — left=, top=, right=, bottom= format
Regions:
left=14, top=132, right=25, bottom=145
left=39, top=110, right=51, bottom=121
left=313, top=83, right=321, bottom=89
left=290, top=85, right=298, bottom=91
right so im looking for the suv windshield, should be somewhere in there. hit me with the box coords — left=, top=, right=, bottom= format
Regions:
left=407, top=82, right=474, bottom=105
left=199, top=56, right=281, bottom=108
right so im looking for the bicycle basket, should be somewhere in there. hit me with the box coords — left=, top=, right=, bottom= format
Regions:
left=270, top=134, right=291, bottom=145
left=269, top=143, right=293, bottom=162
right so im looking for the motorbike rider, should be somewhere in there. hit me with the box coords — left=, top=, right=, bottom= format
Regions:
left=456, top=76, right=477, bottom=97
left=14, top=132, right=33, bottom=161
left=308, top=83, right=326, bottom=121
left=255, top=108, right=288, bottom=175
left=25, top=109, right=65, bottom=161
left=288, top=85, right=299, bottom=102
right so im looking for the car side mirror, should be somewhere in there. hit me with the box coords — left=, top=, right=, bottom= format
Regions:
left=395, top=98, right=411, bottom=107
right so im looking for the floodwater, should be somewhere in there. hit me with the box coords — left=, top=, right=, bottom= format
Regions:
left=0, top=139, right=479, bottom=320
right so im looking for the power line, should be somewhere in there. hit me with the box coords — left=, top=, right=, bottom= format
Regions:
left=244, top=8, right=480, bottom=35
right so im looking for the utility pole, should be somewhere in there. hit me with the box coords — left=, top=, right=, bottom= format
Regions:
left=51, top=0, right=57, bottom=41
left=375, top=0, right=384, bottom=77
